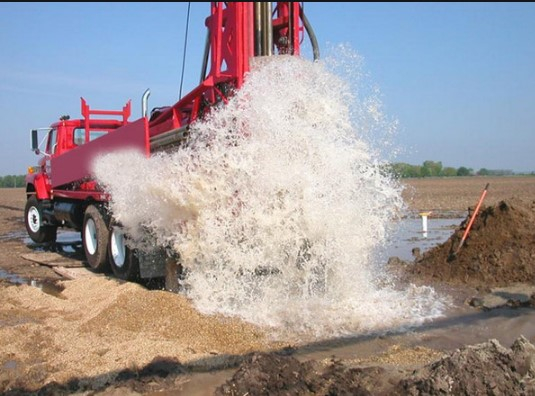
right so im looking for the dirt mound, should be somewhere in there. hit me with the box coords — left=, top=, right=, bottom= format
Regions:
left=215, top=336, right=535, bottom=395
left=403, top=197, right=535, bottom=290
left=215, top=352, right=400, bottom=396
left=397, top=336, right=535, bottom=395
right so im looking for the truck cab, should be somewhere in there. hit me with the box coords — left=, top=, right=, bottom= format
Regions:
left=28, top=99, right=132, bottom=195
left=25, top=99, right=137, bottom=275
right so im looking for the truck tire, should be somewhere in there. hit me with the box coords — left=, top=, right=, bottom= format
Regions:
left=82, top=205, right=110, bottom=272
left=24, top=196, right=57, bottom=243
left=108, top=224, right=140, bottom=281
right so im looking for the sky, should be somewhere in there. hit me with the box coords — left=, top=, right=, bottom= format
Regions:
left=1, top=2, right=534, bottom=176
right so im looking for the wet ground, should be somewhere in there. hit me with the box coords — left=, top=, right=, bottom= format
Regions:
left=384, top=214, right=463, bottom=262
left=1, top=177, right=535, bottom=394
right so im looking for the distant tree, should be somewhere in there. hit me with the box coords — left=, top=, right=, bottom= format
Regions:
left=422, top=160, right=443, bottom=177
left=489, top=169, right=513, bottom=176
left=420, top=165, right=431, bottom=177
left=0, top=175, right=25, bottom=188
left=386, top=162, right=505, bottom=178
left=442, top=167, right=457, bottom=177
left=457, top=166, right=472, bottom=176
left=411, top=165, right=423, bottom=178
left=390, top=163, right=422, bottom=178
left=6, top=175, right=15, bottom=187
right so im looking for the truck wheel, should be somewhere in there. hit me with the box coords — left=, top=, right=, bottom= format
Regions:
left=108, top=224, right=140, bottom=281
left=24, top=196, right=57, bottom=243
left=82, top=205, right=110, bottom=272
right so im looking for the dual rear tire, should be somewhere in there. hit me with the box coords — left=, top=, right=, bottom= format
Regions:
left=82, top=205, right=110, bottom=272
left=82, top=205, right=139, bottom=281
left=108, top=223, right=140, bottom=281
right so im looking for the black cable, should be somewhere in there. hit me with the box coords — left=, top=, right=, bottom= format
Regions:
left=179, top=2, right=191, bottom=100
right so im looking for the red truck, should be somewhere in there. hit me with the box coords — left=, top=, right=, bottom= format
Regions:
left=25, top=2, right=319, bottom=284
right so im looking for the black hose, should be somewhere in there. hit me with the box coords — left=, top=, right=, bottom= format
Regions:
left=300, top=4, right=320, bottom=61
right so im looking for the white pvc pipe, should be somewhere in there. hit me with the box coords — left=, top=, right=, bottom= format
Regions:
left=419, top=211, right=432, bottom=238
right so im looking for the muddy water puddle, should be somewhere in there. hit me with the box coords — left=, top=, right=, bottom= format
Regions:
left=295, top=305, right=535, bottom=362
left=0, top=268, right=65, bottom=298
left=23, top=230, right=82, bottom=255
left=383, top=214, right=463, bottom=261
left=0, top=230, right=28, bottom=241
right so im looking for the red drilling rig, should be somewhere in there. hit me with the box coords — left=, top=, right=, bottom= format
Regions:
left=25, top=2, right=319, bottom=283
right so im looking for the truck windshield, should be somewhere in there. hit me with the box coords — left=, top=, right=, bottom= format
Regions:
left=73, top=128, right=108, bottom=146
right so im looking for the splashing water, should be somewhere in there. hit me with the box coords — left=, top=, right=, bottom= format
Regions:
left=94, top=54, right=447, bottom=339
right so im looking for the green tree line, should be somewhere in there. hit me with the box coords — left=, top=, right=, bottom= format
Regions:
left=0, top=175, right=25, bottom=188
left=386, top=160, right=524, bottom=178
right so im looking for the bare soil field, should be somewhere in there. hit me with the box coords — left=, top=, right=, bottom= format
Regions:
left=1, top=175, right=535, bottom=395
left=402, top=175, right=535, bottom=215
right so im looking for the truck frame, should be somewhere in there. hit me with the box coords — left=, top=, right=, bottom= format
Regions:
left=25, top=2, right=319, bottom=284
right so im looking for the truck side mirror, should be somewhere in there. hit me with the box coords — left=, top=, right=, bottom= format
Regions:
left=31, top=129, right=40, bottom=154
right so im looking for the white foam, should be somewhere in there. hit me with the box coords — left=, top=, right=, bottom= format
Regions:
left=94, top=53, right=447, bottom=339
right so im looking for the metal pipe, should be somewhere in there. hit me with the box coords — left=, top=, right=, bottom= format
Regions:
left=288, top=2, right=294, bottom=55
left=264, top=2, right=273, bottom=56
left=261, top=3, right=268, bottom=56
left=149, top=125, right=189, bottom=152
left=141, top=89, right=151, bottom=118
left=260, top=3, right=266, bottom=55
left=254, top=2, right=262, bottom=56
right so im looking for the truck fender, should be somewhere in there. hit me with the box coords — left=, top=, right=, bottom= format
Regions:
left=33, top=174, right=51, bottom=200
